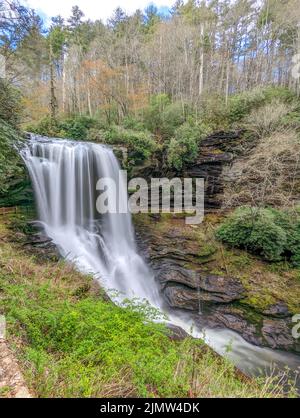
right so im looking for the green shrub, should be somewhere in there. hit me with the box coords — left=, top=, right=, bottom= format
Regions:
left=26, top=116, right=61, bottom=137
left=160, top=102, right=189, bottom=138
left=122, top=115, right=146, bottom=131
left=58, top=116, right=97, bottom=140
left=227, top=87, right=296, bottom=125
left=0, top=119, right=32, bottom=206
left=270, top=208, right=300, bottom=266
left=0, top=80, right=22, bottom=127
left=27, top=115, right=98, bottom=140
left=216, top=207, right=300, bottom=264
left=167, top=122, right=211, bottom=171
left=101, top=126, right=158, bottom=165
left=200, top=87, right=297, bottom=130
left=143, top=95, right=193, bottom=139
left=143, top=94, right=171, bottom=134
left=227, top=89, right=267, bottom=124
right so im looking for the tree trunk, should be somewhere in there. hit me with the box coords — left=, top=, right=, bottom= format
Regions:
left=49, top=42, right=58, bottom=121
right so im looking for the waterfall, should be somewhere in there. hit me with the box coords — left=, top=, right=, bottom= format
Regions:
left=21, top=136, right=159, bottom=305
left=21, top=135, right=300, bottom=380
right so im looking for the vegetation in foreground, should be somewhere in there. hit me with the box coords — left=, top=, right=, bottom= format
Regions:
left=0, top=216, right=294, bottom=398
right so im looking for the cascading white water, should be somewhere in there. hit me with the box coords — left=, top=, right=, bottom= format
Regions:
left=22, top=135, right=300, bottom=380
left=22, top=136, right=159, bottom=304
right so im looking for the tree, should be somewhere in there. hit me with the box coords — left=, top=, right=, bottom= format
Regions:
left=0, top=0, right=43, bottom=80
left=67, top=5, right=84, bottom=29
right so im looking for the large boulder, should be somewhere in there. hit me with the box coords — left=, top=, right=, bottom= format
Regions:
left=158, top=265, right=245, bottom=311
left=160, top=267, right=245, bottom=309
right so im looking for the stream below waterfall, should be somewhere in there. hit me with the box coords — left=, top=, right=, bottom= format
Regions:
left=21, top=135, right=300, bottom=383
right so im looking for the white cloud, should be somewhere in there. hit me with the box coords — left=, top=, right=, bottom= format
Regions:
left=24, top=0, right=175, bottom=23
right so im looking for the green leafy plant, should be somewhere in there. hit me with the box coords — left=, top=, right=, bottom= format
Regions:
left=101, top=126, right=158, bottom=165
left=167, top=121, right=211, bottom=171
left=0, top=119, right=32, bottom=206
left=27, top=115, right=98, bottom=140
left=0, top=80, right=22, bottom=127
left=216, top=207, right=300, bottom=265
left=0, top=217, right=294, bottom=398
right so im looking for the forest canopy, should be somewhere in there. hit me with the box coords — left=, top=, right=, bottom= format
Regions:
left=1, top=0, right=300, bottom=126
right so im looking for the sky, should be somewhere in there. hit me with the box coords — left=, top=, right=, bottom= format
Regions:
left=23, top=0, right=175, bottom=25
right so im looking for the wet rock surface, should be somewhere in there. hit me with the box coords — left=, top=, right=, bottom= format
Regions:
left=135, top=217, right=300, bottom=354
left=166, top=324, right=190, bottom=341
left=23, top=231, right=60, bottom=261
left=162, top=270, right=245, bottom=311
left=261, top=318, right=297, bottom=351
left=263, top=302, right=291, bottom=319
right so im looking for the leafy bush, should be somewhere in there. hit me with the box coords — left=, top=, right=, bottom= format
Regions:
left=58, top=116, right=97, bottom=139
left=216, top=207, right=300, bottom=264
left=200, top=87, right=297, bottom=130
left=160, top=102, right=189, bottom=138
left=143, top=94, right=171, bottom=134
left=0, top=80, right=22, bottom=127
left=0, top=119, right=32, bottom=206
left=100, top=126, right=158, bottom=165
left=167, top=122, right=211, bottom=171
left=26, top=116, right=61, bottom=137
left=143, top=95, right=192, bottom=138
left=122, top=115, right=146, bottom=131
left=27, top=115, right=98, bottom=140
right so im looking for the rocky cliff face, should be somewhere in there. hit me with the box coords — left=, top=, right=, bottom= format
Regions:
left=134, top=214, right=300, bottom=353
left=185, top=131, right=243, bottom=210
left=131, top=130, right=300, bottom=353
left=132, top=130, right=245, bottom=211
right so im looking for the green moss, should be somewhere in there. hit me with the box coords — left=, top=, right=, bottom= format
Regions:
left=241, top=294, right=276, bottom=312
left=228, top=254, right=252, bottom=270
left=198, top=244, right=217, bottom=258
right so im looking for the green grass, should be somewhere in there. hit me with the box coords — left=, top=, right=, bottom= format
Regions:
left=0, top=219, right=294, bottom=398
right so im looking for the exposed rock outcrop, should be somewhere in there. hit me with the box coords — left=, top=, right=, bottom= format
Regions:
left=161, top=270, right=245, bottom=309
left=131, top=129, right=300, bottom=352
left=263, top=302, right=291, bottom=319
left=186, top=131, right=240, bottom=210
left=133, top=130, right=243, bottom=211
left=135, top=215, right=300, bottom=354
